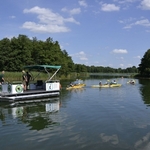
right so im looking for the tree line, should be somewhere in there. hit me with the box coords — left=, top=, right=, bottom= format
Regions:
left=0, top=34, right=146, bottom=76
left=0, top=35, right=74, bottom=76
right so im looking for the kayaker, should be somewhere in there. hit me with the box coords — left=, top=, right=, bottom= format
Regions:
left=113, top=80, right=117, bottom=84
left=99, top=81, right=102, bottom=86
left=70, top=82, right=74, bottom=87
left=105, top=81, right=108, bottom=85
left=130, top=80, right=135, bottom=84
left=111, top=80, right=116, bottom=84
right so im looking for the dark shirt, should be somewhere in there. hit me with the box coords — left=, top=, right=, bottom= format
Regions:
left=0, top=74, right=4, bottom=83
left=22, top=73, right=26, bottom=81
left=26, top=73, right=31, bottom=82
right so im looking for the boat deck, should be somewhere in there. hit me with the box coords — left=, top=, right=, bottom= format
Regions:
left=0, top=89, right=60, bottom=102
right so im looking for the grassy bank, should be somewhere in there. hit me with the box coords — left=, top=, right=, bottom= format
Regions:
left=3, top=71, right=88, bottom=82
left=4, top=71, right=50, bottom=82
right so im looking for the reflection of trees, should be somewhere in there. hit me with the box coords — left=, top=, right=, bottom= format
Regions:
left=26, top=116, right=58, bottom=131
left=0, top=109, right=5, bottom=121
left=139, top=79, right=150, bottom=105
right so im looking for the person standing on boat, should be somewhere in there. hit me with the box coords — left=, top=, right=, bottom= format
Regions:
left=0, top=71, right=5, bottom=84
left=26, top=71, right=32, bottom=90
left=22, top=70, right=27, bottom=91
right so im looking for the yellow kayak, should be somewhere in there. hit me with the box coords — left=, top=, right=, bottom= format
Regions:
left=66, top=79, right=86, bottom=90
left=91, top=84, right=121, bottom=88
left=66, top=84, right=85, bottom=90
left=78, top=83, right=86, bottom=87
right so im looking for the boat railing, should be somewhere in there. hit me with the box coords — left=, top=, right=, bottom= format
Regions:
left=11, top=81, right=22, bottom=84
left=46, top=80, right=59, bottom=83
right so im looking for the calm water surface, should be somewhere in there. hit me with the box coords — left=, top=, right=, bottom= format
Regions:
left=1, top=78, right=150, bottom=150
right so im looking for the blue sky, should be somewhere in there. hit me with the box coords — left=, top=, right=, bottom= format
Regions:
left=1, top=0, right=150, bottom=69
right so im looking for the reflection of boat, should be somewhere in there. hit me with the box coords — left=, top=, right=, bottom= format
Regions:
left=46, top=101, right=60, bottom=112
left=11, top=98, right=60, bottom=118
left=66, top=79, right=86, bottom=90
left=91, top=84, right=122, bottom=88
left=12, top=106, right=24, bottom=118
left=127, top=80, right=135, bottom=85
left=9, top=97, right=60, bottom=106
left=5, top=98, right=61, bottom=130
left=0, top=65, right=61, bottom=102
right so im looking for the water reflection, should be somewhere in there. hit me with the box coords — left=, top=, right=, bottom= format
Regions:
left=67, top=88, right=86, bottom=93
left=0, top=109, right=5, bottom=121
left=134, top=132, right=150, bottom=150
left=100, top=133, right=119, bottom=145
left=0, top=98, right=61, bottom=130
left=139, top=79, right=150, bottom=105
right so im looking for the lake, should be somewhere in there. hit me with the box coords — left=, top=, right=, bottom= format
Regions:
left=0, top=77, right=150, bottom=150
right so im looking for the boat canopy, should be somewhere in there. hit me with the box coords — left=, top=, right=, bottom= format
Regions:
left=24, top=65, right=61, bottom=70
left=23, top=65, right=61, bottom=81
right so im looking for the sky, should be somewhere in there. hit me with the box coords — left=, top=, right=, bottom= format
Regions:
left=0, top=0, right=150, bottom=69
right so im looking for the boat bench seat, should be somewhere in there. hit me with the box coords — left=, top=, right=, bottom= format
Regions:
left=36, top=80, right=43, bottom=89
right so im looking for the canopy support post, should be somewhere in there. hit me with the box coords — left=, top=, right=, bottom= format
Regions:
left=49, top=68, right=60, bottom=81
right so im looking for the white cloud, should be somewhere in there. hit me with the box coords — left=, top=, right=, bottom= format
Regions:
left=73, top=51, right=88, bottom=60
left=127, top=64, right=132, bottom=67
left=61, top=7, right=67, bottom=12
left=94, top=61, right=99, bottom=64
left=9, top=16, right=16, bottom=19
left=120, top=64, right=124, bottom=67
left=69, top=8, right=81, bottom=15
left=22, top=6, right=80, bottom=33
left=101, top=3, right=120, bottom=11
left=115, top=0, right=137, bottom=4
left=140, top=0, right=150, bottom=10
left=61, top=7, right=81, bottom=15
left=124, top=19, right=150, bottom=29
left=78, top=0, right=88, bottom=7
left=134, top=56, right=141, bottom=59
left=109, top=64, right=113, bottom=67
left=119, top=17, right=136, bottom=24
left=123, top=24, right=132, bottom=29
left=22, top=22, right=70, bottom=33
left=135, top=19, right=150, bottom=27
left=112, top=49, right=128, bottom=54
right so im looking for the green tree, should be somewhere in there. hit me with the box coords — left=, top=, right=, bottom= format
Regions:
left=60, top=50, right=74, bottom=76
left=0, top=38, right=11, bottom=70
left=9, top=35, right=33, bottom=71
left=138, top=49, right=150, bottom=76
